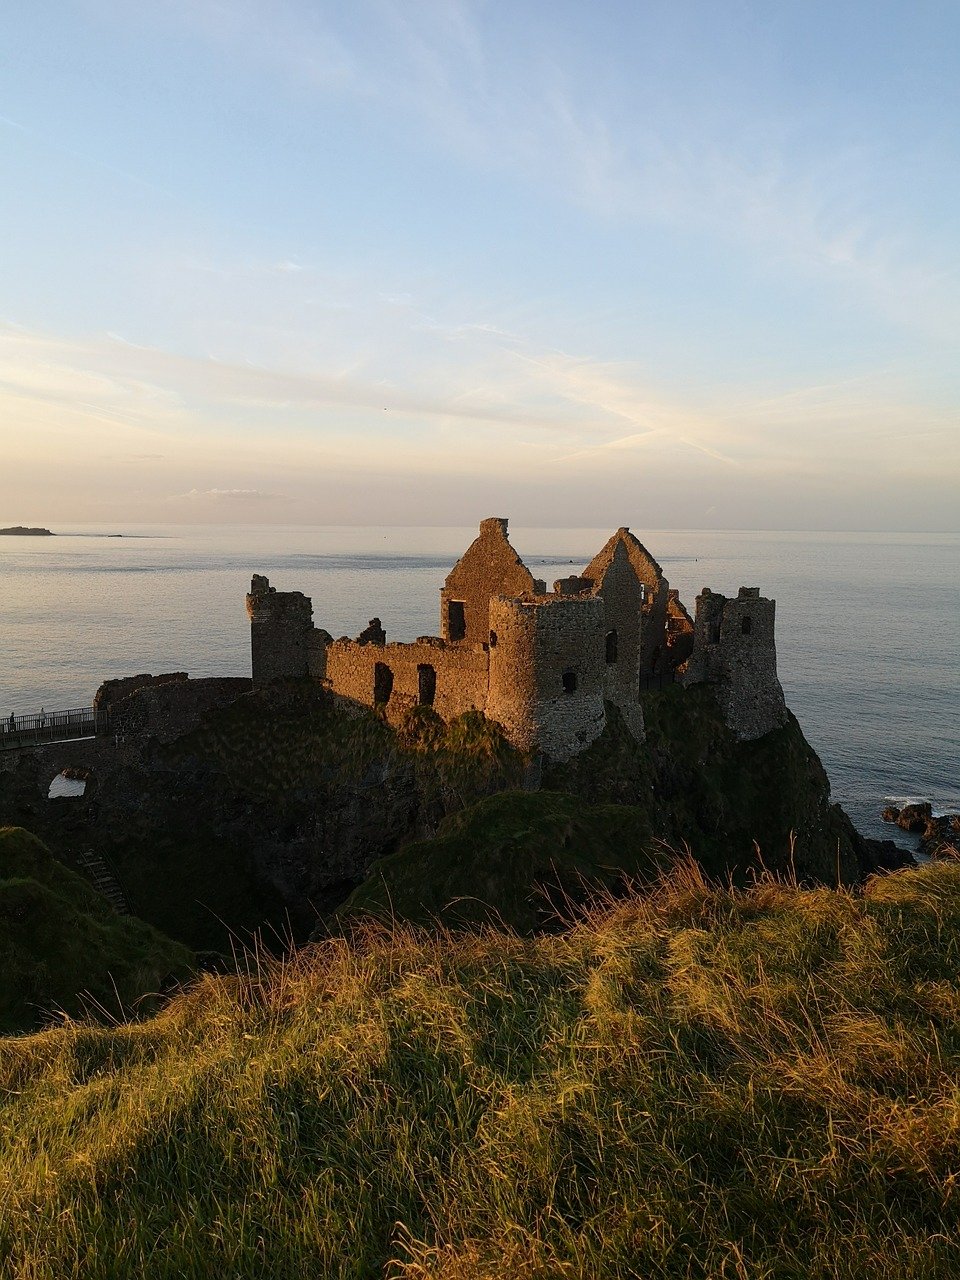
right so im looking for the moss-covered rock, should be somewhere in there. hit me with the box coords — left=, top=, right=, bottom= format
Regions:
left=5, top=680, right=867, bottom=950
left=52, top=688, right=527, bottom=952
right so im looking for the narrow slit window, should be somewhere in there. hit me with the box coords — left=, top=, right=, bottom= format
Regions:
left=373, top=662, right=393, bottom=704
left=562, top=670, right=577, bottom=694
left=447, top=600, right=466, bottom=641
left=741, top=616, right=752, bottom=635
left=417, top=663, right=436, bottom=706
left=605, top=629, right=618, bottom=664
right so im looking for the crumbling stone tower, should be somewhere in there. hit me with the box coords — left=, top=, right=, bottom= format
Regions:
left=440, top=517, right=541, bottom=644
left=581, top=528, right=673, bottom=676
left=246, top=575, right=328, bottom=684
left=684, top=586, right=787, bottom=739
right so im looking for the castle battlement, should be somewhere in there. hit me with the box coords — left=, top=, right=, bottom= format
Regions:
left=246, top=518, right=785, bottom=759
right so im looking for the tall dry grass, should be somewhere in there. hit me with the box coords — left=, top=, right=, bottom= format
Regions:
left=3, top=857, right=960, bottom=1278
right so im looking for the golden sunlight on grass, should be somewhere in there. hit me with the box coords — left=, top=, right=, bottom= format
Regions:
left=3, top=858, right=960, bottom=1277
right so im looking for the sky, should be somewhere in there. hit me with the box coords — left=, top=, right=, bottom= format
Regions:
left=1, top=1, right=958, bottom=531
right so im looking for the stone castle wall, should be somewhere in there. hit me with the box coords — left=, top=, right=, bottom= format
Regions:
left=581, top=527, right=671, bottom=676
left=665, top=590, right=695, bottom=669
left=584, top=542, right=643, bottom=720
left=324, top=636, right=489, bottom=724
left=94, top=671, right=189, bottom=711
left=439, top=517, right=536, bottom=645
left=246, top=575, right=315, bottom=683
left=1, top=676, right=252, bottom=791
left=107, top=675, right=252, bottom=743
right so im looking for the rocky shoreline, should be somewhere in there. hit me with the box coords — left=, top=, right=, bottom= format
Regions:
left=880, top=801, right=960, bottom=861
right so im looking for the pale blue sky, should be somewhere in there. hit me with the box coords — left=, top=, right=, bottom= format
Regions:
left=1, top=1, right=958, bottom=529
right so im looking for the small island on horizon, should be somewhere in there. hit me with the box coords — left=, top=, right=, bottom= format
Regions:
left=0, top=525, right=54, bottom=536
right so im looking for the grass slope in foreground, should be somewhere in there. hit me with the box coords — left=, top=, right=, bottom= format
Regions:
left=0, top=828, right=194, bottom=1034
left=4, top=860, right=960, bottom=1277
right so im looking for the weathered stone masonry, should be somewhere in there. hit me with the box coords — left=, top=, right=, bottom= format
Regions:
left=683, top=586, right=787, bottom=740
left=246, top=518, right=787, bottom=759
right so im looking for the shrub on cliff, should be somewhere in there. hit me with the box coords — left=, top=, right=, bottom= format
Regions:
left=3, top=860, right=960, bottom=1276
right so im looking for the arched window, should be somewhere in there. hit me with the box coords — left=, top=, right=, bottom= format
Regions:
left=562, top=670, right=577, bottom=694
left=417, top=664, right=436, bottom=706
left=605, top=629, right=618, bottom=664
left=741, top=616, right=752, bottom=636
left=373, top=662, right=393, bottom=704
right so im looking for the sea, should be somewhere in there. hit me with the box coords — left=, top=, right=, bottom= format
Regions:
left=1, top=524, right=957, bottom=844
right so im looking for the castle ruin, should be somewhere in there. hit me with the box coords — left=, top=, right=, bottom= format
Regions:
left=246, top=518, right=787, bottom=759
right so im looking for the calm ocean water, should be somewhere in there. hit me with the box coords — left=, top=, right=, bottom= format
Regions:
left=1, top=524, right=957, bottom=842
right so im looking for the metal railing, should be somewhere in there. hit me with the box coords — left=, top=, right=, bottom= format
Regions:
left=0, top=706, right=111, bottom=749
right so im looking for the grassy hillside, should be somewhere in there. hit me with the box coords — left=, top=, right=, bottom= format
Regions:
left=0, top=828, right=194, bottom=1034
left=337, top=789, right=667, bottom=931
left=3, top=859, right=960, bottom=1277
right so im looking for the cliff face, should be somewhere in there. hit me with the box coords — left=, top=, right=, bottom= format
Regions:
left=1, top=685, right=526, bottom=951
left=1, top=679, right=869, bottom=950
left=339, top=685, right=867, bottom=932
left=547, top=684, right=866, bottom=885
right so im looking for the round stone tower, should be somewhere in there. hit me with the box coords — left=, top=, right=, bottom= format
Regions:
left=486, top=593, right=606, bottom=760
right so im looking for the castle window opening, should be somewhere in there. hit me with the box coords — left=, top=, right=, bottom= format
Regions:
left=605, top=629, right=618, bottom=664
left=48, top=771, right=86, bottom=800
left=417, top=663, right=436, bottom=706
left=709, top=620, right=721, bottom=644
left=489, top=630, right=497, bottom=648
left=373, top=663, right=394, bottom=705
left=741, top=616, right=752, bottom=635
left=447, top=600, right=466, bottom=641
left=562, top=670, right=578, bottom=694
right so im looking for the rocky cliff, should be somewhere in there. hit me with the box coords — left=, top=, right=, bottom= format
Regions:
left=1, top=677, right=874, bottom=950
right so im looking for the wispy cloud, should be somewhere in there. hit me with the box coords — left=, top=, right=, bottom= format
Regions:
left=110, top=1, right=957, bottom=343
left=55, top=2, right=960, bottom=360
left=4, top=315, right=955, bottom=497
left=172, top=487, right=288, bottom=502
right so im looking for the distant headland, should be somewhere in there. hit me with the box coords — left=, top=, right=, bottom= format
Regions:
left=0, top=526, right=54, bottom=536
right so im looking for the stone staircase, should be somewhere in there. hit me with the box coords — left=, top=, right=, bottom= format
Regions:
left=75, top=849, right=129, bottom=914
